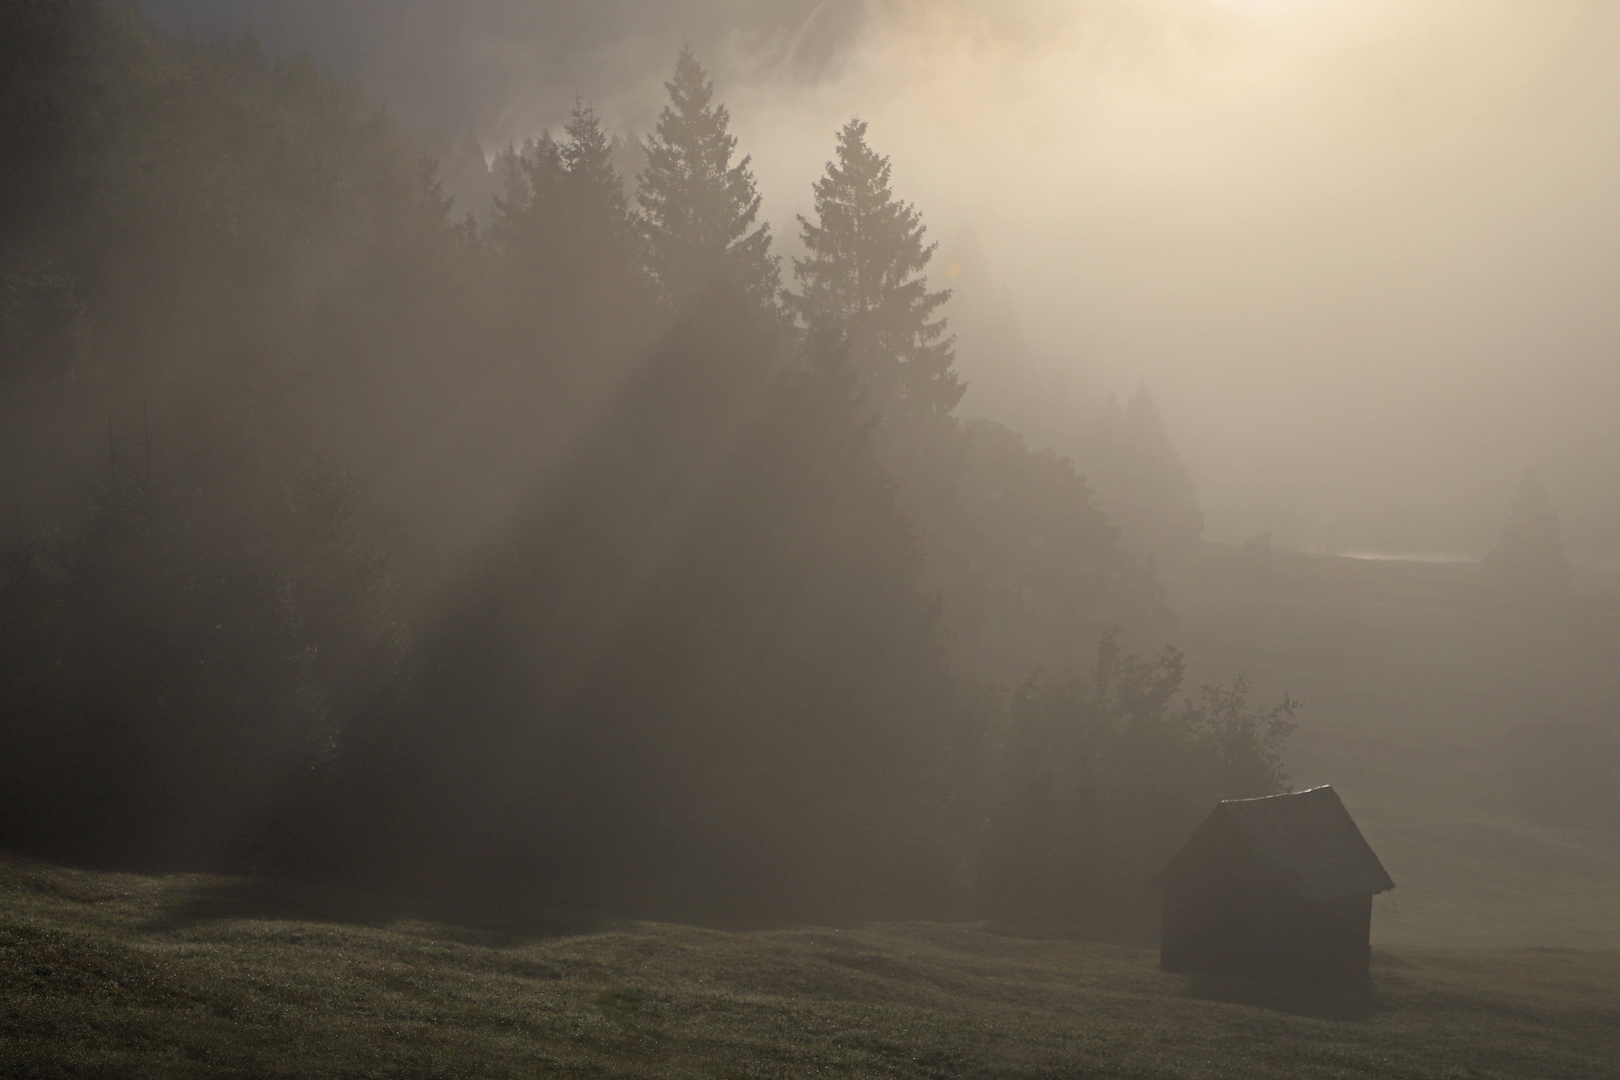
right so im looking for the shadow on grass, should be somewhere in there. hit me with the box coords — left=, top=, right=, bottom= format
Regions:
left=1182, top=972, right=1386, bottom=1021
left=148, top=875, right=615, bottom=947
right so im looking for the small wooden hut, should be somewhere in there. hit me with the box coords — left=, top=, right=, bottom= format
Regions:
left=1152, top=786, right=1394, bottom=981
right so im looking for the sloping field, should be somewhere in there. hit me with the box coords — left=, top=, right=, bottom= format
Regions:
left=4, top=546, right=1617, bottom=1077
left=1166, top=545, right=1620, bottom=949
left=2, top=856, right=1617, bottom=1079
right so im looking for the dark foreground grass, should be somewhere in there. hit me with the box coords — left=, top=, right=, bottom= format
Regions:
left=2, top=857, right=1617, bottom=1079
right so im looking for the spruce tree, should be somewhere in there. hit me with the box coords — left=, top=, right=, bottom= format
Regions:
left=637, top=47, right=779, bottom=311
left=490, top=132, right=562, bottom=265
left=787, top=118, right=962, bottom=430
left=559, top=99, right=632, bottom=233
left=1484, top=468, right=1571, bottom=593
left=492, top=100, right=638, bottom=273
left=488, top=100, right=650, bottom=367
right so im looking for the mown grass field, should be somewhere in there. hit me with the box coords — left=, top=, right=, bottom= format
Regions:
left=2, top=856, right=1618, bottom=1079
left=6, top=545, right=1618, bottom=1077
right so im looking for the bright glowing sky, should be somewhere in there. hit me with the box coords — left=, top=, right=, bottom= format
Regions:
left=133, top=0, right=1620, bottom=555
left=722, top=0, right=1612, bottom=552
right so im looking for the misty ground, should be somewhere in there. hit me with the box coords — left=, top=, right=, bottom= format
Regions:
left=5, top=544, right=1618, bottom=1077
left=1167, top=544, right=1620, bottom=950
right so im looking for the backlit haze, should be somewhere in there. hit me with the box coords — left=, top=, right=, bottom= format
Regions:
left=143, top=0, right=1620, bottom=559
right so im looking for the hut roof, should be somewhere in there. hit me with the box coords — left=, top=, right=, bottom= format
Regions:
left=1153, top=786, right=1395, bottom=903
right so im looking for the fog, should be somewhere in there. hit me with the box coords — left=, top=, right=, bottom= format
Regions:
left=4, top=1, right=1620, bottom=1035
left=138, top=0, right=1620, bottom=559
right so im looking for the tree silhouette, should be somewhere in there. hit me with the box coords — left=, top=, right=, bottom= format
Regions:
left=559, top=100, right=631, bottom=227
left=1084, top=387, right=1204, bottom=559
left=489, top=99, right=650, bottom=369
left=1484, top=468, right=1571, bottom=593
left=637, top=47, right=779, bottom=312
left=496, top=99, right=639, bottom=272
left=952, top=418, right=1163, bottom=679
left=787, top=118, right=962, bottom=430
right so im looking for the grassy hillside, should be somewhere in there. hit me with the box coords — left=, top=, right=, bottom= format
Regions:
left=2, top=856, right=1618, bottom=1079
left=5, top=544, right=1617, bottom=1077
left=1164, top=544, right=1620, bottom=949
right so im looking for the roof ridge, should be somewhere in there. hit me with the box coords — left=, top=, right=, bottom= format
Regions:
left=1220, top=784, right=1334, bottom=806
left=1156, top=785, right=1395, bottom=901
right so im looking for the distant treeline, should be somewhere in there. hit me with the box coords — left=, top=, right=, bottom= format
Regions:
left=0, top=2, right=1290, bottom=923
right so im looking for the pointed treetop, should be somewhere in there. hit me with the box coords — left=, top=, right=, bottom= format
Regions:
left=667, top=44, right=715, bottom=119
left=492, top=131, right=560, bottom=215
left=562, top=98, right=628, bottom=213
left=788, top=118, right=960, bottom=425
left=637, top=47, right=778, bottom=312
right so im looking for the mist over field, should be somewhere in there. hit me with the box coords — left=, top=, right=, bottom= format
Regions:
left=3, top=2, right=1620, bottom=1074
left=139, top=0, right=1620, bottom=558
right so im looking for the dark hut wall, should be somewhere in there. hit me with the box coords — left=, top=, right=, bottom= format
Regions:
left=1161, top=879, right=1373, bottom=981
left=1153, top=787, right=1393, bottom=981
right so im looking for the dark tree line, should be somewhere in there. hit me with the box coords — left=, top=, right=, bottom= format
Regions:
left=0, top=3, right=1293, bottom=923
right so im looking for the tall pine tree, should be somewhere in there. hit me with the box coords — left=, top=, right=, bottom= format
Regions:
left=637, top=48, right=778, bottom=312
left=787, top=118, right=962, bottom=431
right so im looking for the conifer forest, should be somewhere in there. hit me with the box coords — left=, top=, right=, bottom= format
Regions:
left=0, top=4, right=1293, bottom=924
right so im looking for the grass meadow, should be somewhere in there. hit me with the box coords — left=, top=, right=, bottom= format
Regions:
left=4, top=545, right=1618, bottom=1078
left=2, top=856, right=1618, bottom=1078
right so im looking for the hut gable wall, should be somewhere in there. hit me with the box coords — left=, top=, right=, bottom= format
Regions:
left=1154, top=786, right=1391, bottom=982
left=1221, top=787, right=1394, bottom=902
